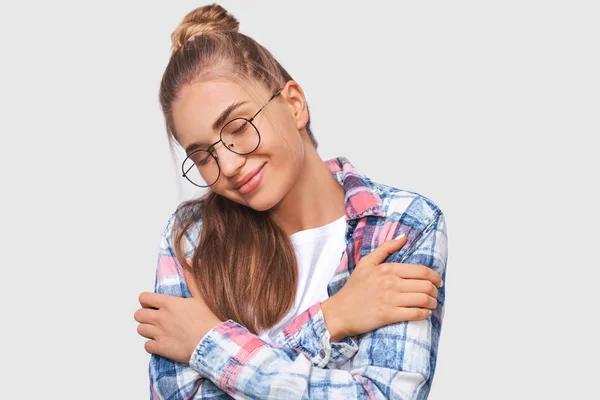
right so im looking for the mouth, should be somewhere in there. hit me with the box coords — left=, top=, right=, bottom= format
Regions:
left=235, top=163, right=267, bottom=194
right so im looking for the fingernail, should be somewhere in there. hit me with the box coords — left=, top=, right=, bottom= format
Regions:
left=439, top=279, right=444, bottom=288
left=393, top=233, right=406, bottom=241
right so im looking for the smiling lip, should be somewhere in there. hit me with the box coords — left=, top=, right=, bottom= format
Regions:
left=234, top=163, right=266, bottom=190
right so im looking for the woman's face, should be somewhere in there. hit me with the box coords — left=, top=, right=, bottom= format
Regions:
left=171, top=78, right=310, bottom=211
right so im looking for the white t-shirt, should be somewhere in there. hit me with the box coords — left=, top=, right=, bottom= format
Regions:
left=257, top=215, right=347, bottom=343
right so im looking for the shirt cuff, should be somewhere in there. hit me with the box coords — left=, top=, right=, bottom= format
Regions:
left=188, top=319, right=265, bottom=393
left=281, top=302, right=359, bottom=368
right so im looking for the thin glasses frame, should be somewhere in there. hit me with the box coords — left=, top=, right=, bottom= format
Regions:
left=181, top=87, right=284, bottom=188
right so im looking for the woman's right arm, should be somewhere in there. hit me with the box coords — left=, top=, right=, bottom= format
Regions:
left=148, top=213, right=356, bottom=398
left=147, top=213, right=361, bottom=398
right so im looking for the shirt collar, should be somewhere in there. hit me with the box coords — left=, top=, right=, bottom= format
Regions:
left=324, top=156, right=386, bottom=221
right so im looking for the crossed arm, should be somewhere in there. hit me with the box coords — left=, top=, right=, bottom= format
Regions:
left=149, top=209, right=447, bottom=399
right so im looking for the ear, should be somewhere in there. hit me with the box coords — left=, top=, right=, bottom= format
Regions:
left=282, top=80, right=309, bottom=131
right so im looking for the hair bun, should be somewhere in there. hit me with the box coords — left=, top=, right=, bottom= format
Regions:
left=171, top=3, right=240, bottom=52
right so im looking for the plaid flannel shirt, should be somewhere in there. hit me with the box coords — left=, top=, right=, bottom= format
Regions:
left=149, top=156, right=448, bottom=399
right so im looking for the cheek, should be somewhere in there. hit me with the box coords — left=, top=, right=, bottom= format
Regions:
left=265, top=125, right=304, bottom=157
left=263, top=113, right=300, bottom=146
left=271, top=151, right=303, bottom=187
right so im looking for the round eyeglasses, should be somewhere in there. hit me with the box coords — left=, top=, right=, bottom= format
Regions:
left=181, top=87, right=283, bottom=188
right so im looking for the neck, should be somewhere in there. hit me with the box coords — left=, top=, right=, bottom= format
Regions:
left=268, top=142, right=346, bottom=237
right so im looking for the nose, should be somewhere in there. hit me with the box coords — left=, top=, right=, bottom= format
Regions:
left=213, top=141, right=244, bottom=177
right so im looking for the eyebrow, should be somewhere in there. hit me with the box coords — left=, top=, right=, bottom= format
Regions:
left=185, top=101, right=249, bottom=155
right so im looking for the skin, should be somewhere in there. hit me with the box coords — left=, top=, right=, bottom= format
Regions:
left=134, top=78, right=347, bottom=363
left=172, top=78, right=346, bottom=234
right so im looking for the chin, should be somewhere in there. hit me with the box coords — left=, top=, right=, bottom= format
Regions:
left=244, top=193, right=281, bottom=212
left=218, top=187, right=277, bottom=212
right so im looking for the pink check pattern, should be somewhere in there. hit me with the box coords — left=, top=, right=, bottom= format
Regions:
left=149, top=156, right=448, bottom=399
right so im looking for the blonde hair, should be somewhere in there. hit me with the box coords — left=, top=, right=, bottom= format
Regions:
left=159, top=3, right=317, bottom=334
left=170, top=4, right=240, bottom=53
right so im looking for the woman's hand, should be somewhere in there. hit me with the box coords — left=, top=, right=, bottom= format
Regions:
left=134, top=269, right=224, bottom=364
left=321, top=234, right=443, bottom=342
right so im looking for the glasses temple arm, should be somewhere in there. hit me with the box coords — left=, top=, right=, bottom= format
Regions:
left=249, top=87, right=284, bottom=121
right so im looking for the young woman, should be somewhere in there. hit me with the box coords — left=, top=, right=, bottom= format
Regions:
left=134, top=3, right=448, bottom=399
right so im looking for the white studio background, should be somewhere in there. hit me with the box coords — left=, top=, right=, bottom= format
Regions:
left=0, top=1, right=598, bottom=398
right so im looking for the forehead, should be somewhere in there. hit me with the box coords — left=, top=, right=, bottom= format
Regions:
left=172, top=79, right=253, bottom=147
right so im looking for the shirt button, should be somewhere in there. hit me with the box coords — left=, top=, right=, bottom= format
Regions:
left=319, top=349, right=326, bottom=358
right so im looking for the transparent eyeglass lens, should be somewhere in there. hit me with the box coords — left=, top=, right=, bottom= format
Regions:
left=221, top=118, right=260, bottom=154
left=183, top=118, right=260, bottom=187
left=183, top=151, right=219, bottom=187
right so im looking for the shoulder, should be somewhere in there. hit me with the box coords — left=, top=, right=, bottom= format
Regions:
left=154, top=202, right=204, bottom=297
left=161, top=201, right=205, bottom=256
left=366, top=180, right=447, bottom=269
left=372, top=180, right=444, bottom=230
